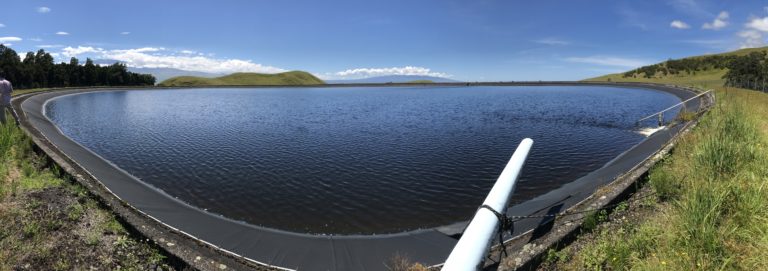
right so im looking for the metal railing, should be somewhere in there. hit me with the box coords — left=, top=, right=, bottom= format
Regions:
left=442, top=138, right=533, bottom=271
left=441, top=86, right=716, bottom=270
left=636, top=89, right=714, bottom=127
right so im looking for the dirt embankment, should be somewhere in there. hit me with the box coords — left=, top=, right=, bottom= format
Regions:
left=0, top=122, right=184, bottom=270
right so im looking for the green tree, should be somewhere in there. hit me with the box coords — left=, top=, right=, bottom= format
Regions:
left=0, top=46, right=155, bottom=88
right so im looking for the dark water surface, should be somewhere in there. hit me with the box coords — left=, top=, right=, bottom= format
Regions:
left=45, top=86, right=680, bottom=234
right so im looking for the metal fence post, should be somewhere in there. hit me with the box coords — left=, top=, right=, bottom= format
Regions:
left=658, top=112, right=664, bottom=126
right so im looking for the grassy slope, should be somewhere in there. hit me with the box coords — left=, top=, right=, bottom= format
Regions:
left=541, top=54, right=768, bottom=270
left=158, top=71, right=325, bottom=86
left=0, top=117, right=177, bottom=269
left=585, top=46, right=768, bottom=90
left=587, top=68, right=727, bottom=89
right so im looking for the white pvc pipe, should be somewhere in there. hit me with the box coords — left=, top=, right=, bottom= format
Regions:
left=442, top=138, right=533, bottom=271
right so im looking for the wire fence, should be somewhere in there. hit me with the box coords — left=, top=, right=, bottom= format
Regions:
left=467, top=86, right=716, bottom=269
left=725, top=78, right=768, bottom=93
left=635, top=88, right=714, bottom=127
left=482, top=87, right=717, bottom=267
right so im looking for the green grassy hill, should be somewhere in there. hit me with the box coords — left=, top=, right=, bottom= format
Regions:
left=587, top=69, right=727, bottom=89
left=585, top=46, right=768, bottom=89
left=158, top=71, right=324, bottom=86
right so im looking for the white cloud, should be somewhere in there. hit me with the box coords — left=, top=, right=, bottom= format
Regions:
left=738, top=30, right=765, bottom=49
left=111, top=47, right=164, bottom=54
left=57, top=46, right=285, bottom=74
left=36, top=44, right=63, bottom=49
left=120, top=32, right=130, bottom=35
left=37, top=7, right=51, bottom=13
left=565, top=56, right=651, bottom=68
left=62, top=46, right=103, bottom=58
left=30, top=38, right=43, bottom=42
left=180, top=50, right=197, bottom=54
left=0, top=23, right=5, bottom=28
left=746, top=17, right=768, bottom=32
left=739, top=30, right=762, bottom=40
left=0, top=37, right=22, bottom=43
left=56, top=31, right=70, bottom=35
left=334, top=66, right=450, bottom=79
left=670, top=20, right=690, bottom=29
left=738, top=15, right=768, bottom=48
left=534, top=38, right=570, bottom=45
left=702, top=11, right=729, bottom=30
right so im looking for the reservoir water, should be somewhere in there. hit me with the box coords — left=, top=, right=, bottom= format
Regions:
left=44, top=86, right=680, bottom=234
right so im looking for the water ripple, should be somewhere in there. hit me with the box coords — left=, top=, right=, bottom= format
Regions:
left=44, top=86, right=680, bottom=234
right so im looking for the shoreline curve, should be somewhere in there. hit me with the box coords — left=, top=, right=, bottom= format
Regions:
left=15, top=82, right=706, bottom=271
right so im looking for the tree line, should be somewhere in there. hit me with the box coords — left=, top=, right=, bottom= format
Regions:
left=723, top=51, right=768, bottom=91
left=623, top=54, right=738, bottom=79
left=622, top=49, right=767, bottom=92
left=0, top=44, right=155, bottom=89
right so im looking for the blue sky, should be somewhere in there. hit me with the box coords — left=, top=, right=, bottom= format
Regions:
left=1, top=0, right=767, bottom=81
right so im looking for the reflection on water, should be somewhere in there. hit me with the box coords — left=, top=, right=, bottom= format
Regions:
left=45, top=86, right=680, bottom=234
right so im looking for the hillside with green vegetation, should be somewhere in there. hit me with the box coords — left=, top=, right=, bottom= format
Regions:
left=158, top=71, right=324, bottom=86
left=540, top=48, right=768, bottom=270
left=586, top=46, right=768, bottom=90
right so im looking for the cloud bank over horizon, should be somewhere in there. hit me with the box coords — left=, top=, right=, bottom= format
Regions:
left=29, top=46, right=454, bottom=79
left=57, top=46, right=286, bottom=74
left=332, top=66, right=451, bottom=79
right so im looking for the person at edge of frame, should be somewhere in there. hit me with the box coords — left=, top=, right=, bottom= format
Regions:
left=0, top=69, right=21, bottom=125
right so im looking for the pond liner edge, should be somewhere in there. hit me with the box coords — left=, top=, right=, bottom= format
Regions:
left=14, top=82, right=705, bottom=271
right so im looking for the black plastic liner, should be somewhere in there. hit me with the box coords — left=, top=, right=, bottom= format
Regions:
left=20, top=84, right=701, bottom=270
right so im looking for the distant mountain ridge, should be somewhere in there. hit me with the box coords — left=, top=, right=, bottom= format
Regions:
left=93, top=60, right=225, bottom=84
left=327, top=75, right=459, bottom=84
left=158, top=71, right=325, bottom=86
